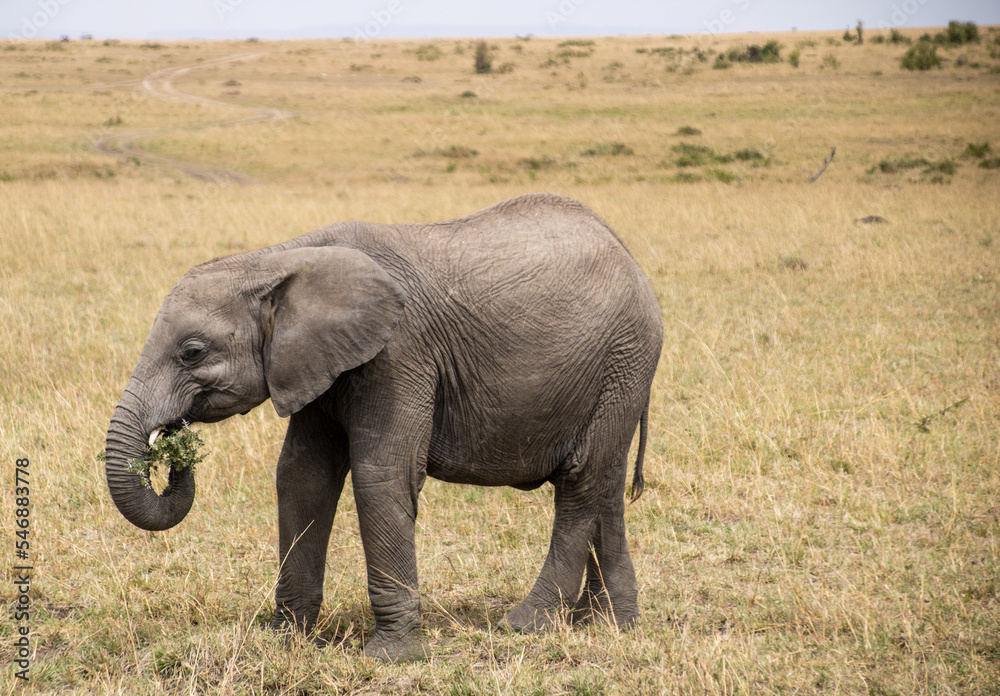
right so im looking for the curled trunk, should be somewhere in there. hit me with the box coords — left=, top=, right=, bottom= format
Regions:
left=105, top=397, right=195, bottom=531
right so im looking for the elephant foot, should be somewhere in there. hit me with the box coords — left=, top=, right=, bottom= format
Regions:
left=270, top=606, right=318, bottom=635
left=570, top=590, right=639, bottom=629
left=504, top=601, right=563, bottom=633
left=363, top=629, right=427, bottom=663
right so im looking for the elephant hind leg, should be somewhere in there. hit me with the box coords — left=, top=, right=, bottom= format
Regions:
left=570, top=489, right=639, bottom=629
left=506, top=397, right=641, bottom=633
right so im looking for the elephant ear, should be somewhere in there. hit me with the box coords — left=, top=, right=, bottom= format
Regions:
left=255, top=246, right=406, bottom=417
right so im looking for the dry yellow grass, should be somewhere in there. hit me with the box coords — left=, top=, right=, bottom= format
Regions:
left=1, top=27, right=999, bottom=694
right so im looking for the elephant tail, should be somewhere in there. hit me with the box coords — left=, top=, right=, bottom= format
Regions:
left=629, top=404, right=649, bottom=503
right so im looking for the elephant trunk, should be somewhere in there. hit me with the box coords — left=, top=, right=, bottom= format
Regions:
left=105, top=389, right=195, bottom=532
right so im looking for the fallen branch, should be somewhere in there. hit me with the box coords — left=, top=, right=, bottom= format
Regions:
left=807, top=146, right=836, bottom=183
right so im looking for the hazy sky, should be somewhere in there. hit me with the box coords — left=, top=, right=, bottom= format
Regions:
left=5, top=0, right=1000, bottom=40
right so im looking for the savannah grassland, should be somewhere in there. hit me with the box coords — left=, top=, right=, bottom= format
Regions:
left=1, top=24, right=999, bottom=695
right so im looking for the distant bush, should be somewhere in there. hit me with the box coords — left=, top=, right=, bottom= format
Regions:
left=869, top=156, right=930, bottom=174
left=901, top=42, right=941, bottom=70
left=979, top=158, right=1000, bottom=169
left=581, top=142, right=634, bottom=157
left=676, top=126, right=701, bottom=136
left=474, top=41, right=492, bottom=74
left=719, top=40, right=781, bottom=64
left=789, top=49, right=800, bottom=68
left=734, top=147, right=766, bottom=162
left=937, top=21, right=980, bottom=45
left=414, top=146, right=478, bottom=159
left=822, top=53, right=841, bottom=69
left=415, top=44, right=442, bottom=61
left=889, top=29, right=912, bottom=45
left=673, top=143, right=720, bottom=167
left=558, top=39, right=595, bottom=47
left=459, top=90, right=476, bottom=98
left=964, top=142, right=991, bottom=158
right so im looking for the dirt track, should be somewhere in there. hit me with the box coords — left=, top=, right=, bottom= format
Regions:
left=94, top=52, right=292, bottom=184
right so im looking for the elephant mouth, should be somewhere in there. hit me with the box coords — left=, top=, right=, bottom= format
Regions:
left=148, top=419, right=190, bottom=447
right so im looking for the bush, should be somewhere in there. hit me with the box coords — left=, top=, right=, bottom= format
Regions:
left=939, top=20, right=980, bottom=45
left=964, top=142, right=991, bottom=158
left=901, top=42, right=941, bottom=70
left=676, top=126, right=701, bottom=136
left=979, top=158, right=1000, bottom=170
left=889, top=29, right=912, bottom=45
left=474, top=41, right=492, bottom=74
left=581, top=142, right=634, bottom=157
left=789, top=49, right=800, bottom=68
left=722, top=40, right=781, bottom=64
left=415, top=44, right=442, bottom=61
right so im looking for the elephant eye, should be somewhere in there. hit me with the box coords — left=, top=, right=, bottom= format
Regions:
left=180, top=345, right=204, bottom=364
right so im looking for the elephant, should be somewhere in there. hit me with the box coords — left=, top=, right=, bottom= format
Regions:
left=103, top=193, right=663, bottom=662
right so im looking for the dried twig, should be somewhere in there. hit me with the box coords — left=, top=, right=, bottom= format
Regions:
left=807, top=146, right=836, bottom=183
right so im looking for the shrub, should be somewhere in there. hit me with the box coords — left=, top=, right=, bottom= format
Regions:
left=889, top=29, right=912, bottom=45
left=964, top=142, right=991, bottom=158
left=940, top=20, right=980, bottom=45
left=925, top=159, right=957, bottom=176
left=474, top=41, right=492, bottom=74
left=581, top=142, right=634, bottom=157
left=901, top=42, right=941, bottom=70
left=459, top=90, right=477, bottom=98
left=558, top=39, right=595, bottom=47
left=415, top=44, right=442, bottom=61
left=672, top=143, right=718, bottom=167
left=869, top=156, right=930, bottom=174
left=722, top=40, right=781, bottom=64
left=789, top=49, right=800, bottom=68
left=822, top=53, right=841, bottom=69
left=676, top=126, right=702, bottom=136
left=734, top=147, right=766, bottom=162
left=979, top=158, right=1000, bottom=169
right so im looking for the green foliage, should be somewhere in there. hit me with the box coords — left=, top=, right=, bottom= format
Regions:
left=414, top=145, right=478, bottom=159
left=789, top=49, right=800, bottom=68
left=676, top=125, right=702, bottom=136
left=581, top=142, right=633, bottom=157
left=889, top=29, right=912, bottom=45
left=127, top=426, right=206, bottom=488
left=671, top=143, right=769, bottom=169
left=719, top=40, right=782, bottom=65
left=558, top=39, right=595, bottom=47
left=734, top=147, right=766, bottom=162
left=822, top=53, right=841, bottom=70
left=979, top=158, right=1000, bottom=169
left=459, top=90, right=477, bottom=98
left=964, top=142, right=991, bottom=158
left=415, top=44, right=442, bottom=61
left=937, top=20, right=980, bottom=45
left=869, top=156, right=930, bottom=173
left=673, top=143, right=721, bottom=167
left=473, top=41, right=492, bottom=74
left=901, top=42, right=941, bottom=71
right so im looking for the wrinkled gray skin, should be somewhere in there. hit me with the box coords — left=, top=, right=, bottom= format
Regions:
left=105, top=193, right=663, bottom=662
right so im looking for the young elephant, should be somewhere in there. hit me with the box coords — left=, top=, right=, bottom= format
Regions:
left=104, top=193, right=663, bottom=661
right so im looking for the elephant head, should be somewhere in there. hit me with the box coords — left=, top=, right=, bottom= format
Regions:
left=104, top=245, right=407, bottom=531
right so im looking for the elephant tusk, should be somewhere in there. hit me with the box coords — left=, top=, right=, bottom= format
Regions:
left=148, top=428, right=164, bottom=448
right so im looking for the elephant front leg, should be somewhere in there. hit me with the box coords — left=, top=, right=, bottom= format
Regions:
left=271, top=404, right=349, bottom=635
left=352, top=469, right=427, bottom=662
